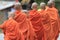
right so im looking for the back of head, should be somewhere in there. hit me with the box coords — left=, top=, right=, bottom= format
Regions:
left=40, top=2, right=46, bottom=10
left=31, top=2, right=38, bottom=10
left=47, top=1, right=55, bottom=8
left=14, top=2, right=22, bottom=10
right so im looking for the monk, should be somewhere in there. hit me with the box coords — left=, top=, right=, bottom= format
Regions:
left=50, top=0, right=60, bottom=33
left=45, top=1, right=59, bottom=40
left=0, top=12, right=24, bottom=40
left=29, top=2, right=45, bottom=40
left=14, top=2, right=36, bottom=40
left=38, top=2, right=52, bottom=40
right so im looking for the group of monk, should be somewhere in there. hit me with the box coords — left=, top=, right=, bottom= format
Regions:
left=0, top=0, right=60, bottom=40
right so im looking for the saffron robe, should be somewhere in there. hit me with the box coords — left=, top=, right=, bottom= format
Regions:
left=38, top=9, right=54, bottom=40
left=46, top=7, right=59, bottom=40
left=14, top=10, right=35, bottom=40
left=0, top=18, right=24, bottom=40
left=29, top=9, right=45, bottom=40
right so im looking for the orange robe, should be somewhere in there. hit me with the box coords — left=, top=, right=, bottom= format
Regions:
left=14, top=10, right=35, bottom=40
left=38, top=9, right=51, bottom=40
left=59, top=18, right=60, bottom=32
left=46, top=7, right=59, bottom=40
left=0, top=18, right=24, bottom=40
left=29, top=10, right=45, bottom=40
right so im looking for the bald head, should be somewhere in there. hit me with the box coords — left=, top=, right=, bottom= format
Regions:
left=31, top=2, right=38, bottom=10
left=40, top=2, right=46, bottom=10
left=14, top=2, right=22, bottom=10
left=8, top=12, right=15, bottom=18
left=47, top=1, right=55, bottom=8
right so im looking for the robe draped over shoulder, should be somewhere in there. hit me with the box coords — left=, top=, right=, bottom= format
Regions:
left=29, top=10, right=45, bottom=40
left=38, top=9, right=53, bottom=40
left=45, top=7, right=59, bottom=40
left=14, top=10, right=35, bottom=40
left=0, top=18, right=24, bottom=40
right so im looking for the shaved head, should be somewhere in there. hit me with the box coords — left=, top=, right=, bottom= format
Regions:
left=14, top=2, right=22, bottom=10
left=47, top=1, right=53, bottom=6
left=31, top=2, right=38, bottom=9
left=47, top=1, right=55, bottom=7
left=40, top=2, right=46, bottom=9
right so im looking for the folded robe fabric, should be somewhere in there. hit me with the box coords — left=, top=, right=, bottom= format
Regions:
left=0, top=18, right=24, bottom=40
left=38, top=9, right=53, bottom=40
left=45, top=7, right=59, bottom=40
left=29, top=9, right=45, bottom=40
left=14, top=10, right=36, bottom=40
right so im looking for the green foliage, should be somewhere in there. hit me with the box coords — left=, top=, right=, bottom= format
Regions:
left=55, top=0, right=60, bottom=2
left=35, top=0, right=44, bottom=4
left=55, top=0, right=60, bottom=12
left=55, top=2, right=60, bottom=11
